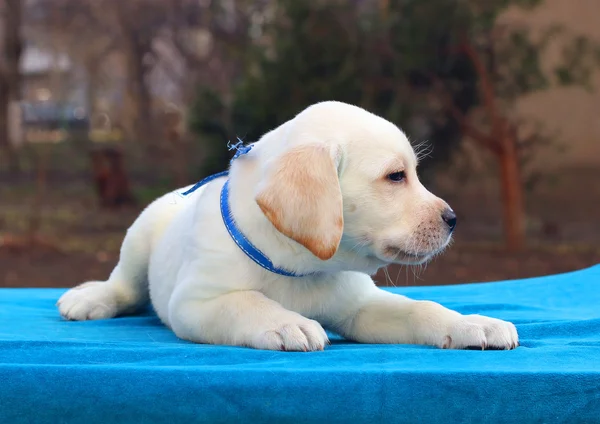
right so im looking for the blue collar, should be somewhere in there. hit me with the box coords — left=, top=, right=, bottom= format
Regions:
left=181, top=141, right=310, bottom=278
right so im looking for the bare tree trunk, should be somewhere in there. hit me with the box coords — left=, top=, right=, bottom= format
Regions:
left=113, top=2, right=153, bottom=144
left=27, top=146, right=49, bottom=245
left=498, top=135, right=526, bottom=251
left=461, top=38, right=527, bottom=251
left=84, top=59, right=100, bottom=123
left=164, top=110, right=188, bottom=187
left=123, top=38, right=152, bottom=143
left=90, top=146, right=136, bottom=208
left=0, top=0, right=23, bottom=174
left=0, top=85, right=20, bottom=173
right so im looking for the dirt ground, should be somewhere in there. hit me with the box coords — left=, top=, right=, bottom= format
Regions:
left=1, top=168, right=599, bottom=288
left=1, top=241, right=598, bottom=288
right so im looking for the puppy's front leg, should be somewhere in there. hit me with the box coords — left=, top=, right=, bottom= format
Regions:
left=339, top=290, right=518, bottom=350
left=168, top=289, right=329, bottom=351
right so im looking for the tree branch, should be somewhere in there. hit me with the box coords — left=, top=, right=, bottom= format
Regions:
left=428, top=73, right=502, bottom=155
left=460, top=34, right=506, bottom=137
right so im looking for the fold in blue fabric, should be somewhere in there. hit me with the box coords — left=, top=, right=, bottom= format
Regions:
left=1, top=265, right=600, bottom=424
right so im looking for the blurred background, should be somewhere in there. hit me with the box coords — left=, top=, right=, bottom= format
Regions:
left=0, top=0, right=599, bottom=288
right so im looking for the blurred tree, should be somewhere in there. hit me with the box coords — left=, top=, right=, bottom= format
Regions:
left=109, top=1, right=165, bottom=144
left=400, top=0, right=600, bottom=251
left=164, top=0, right=264, bottom=102
left=31, top=0, right=138, bottom=208
left=165, top=0, right=269, bottom=178
left=37, top=0, right=168, bottom=144
left=0, top=0, right=23, bottom=174
left=189, top=0, right=476, bottom=179
left=34, top=0, right=119, bottom=119
left=190, top=0, right=600, bottom=251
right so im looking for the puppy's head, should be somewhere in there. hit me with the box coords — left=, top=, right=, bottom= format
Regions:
left=255, top=101, right=455, bottom=268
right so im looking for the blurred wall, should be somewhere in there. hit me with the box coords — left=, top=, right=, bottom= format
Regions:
left=507, top=0, right=600, bottom=171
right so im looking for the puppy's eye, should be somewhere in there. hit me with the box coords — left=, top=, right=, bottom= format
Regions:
left=387, top=171, right=406, bottom=182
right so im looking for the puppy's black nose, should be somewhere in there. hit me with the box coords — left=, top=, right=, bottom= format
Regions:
left=442, top=208, right=457, bottom=232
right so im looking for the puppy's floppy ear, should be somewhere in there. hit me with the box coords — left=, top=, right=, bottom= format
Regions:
left=255, top=144, right=343, bottom=260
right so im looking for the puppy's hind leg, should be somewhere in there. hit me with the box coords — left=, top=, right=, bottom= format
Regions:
left=58, top=219, right=151, bottom=321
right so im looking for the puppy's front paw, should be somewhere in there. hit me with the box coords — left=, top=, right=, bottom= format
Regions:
left=57, top=281, right=118, bottom=321
left=464, top=314, right=519, bottom=350
left=443, top=315, right=519, bottom=350
left=253, top=317, right=329, bottom=352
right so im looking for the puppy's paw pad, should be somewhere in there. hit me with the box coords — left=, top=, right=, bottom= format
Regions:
left=57, top=281, right=118, bottom=321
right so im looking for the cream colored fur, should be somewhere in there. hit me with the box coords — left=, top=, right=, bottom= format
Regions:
left=57, top=101, right=518, bottom=351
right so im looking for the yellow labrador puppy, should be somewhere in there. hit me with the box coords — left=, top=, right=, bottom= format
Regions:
left=58, top=101, right=518, bottom=351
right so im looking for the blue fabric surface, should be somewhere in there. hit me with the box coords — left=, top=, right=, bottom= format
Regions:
left=1, top=265, right=600, bottom=424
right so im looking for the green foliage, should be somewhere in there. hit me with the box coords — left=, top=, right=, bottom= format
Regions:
left=554, top=36, right=600, bottom=90
left=515, top=117, right=564, bottom=192
left=189, top=89, right=233, bottom=177
left=231, top=0, right=367, bottom=141
left=495, top=29, right=551, bottom=100
left=188, top=0, right=600, bottom=183
left=189, top=0, right=479, bottom=180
